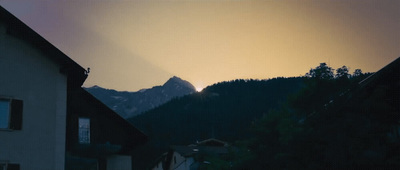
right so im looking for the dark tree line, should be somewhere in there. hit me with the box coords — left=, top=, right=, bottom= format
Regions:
left=129, top=62, right=400, bottom=169
left=129, top=78, right=305, bottom=169
left=225, top=63, right=400, bottom=169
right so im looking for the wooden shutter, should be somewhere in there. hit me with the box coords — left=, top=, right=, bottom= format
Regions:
left=10, top=99, right=23, bottom=130
left=7, top=164, right=20, bottom=170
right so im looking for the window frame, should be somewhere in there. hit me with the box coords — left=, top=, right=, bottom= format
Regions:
left=0, top=161, right=19, bottom=170
left=0, top=160, right=8, bottom=170
left=0, top=99, right=11, bottom=130
left=78, top=117, right=91, bottom=144
left=0, top=97, right=23, bottom=131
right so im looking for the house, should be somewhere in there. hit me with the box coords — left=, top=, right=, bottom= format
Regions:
left=66, top=88, right=147, bottom=170
left=153, top=138, right=231, bottom=170
left=151, top=153, right=167, bottom=170
left=0, top=6, right=146, bottom=170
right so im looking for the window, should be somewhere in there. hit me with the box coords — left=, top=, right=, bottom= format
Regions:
left=0, top=161, right=7, bottom=170
left=7, top=164, right=20, bottom=170
left=79, top=118, right=90, bottom=144
left=0, top=100, right=10, bottom=129
left=0, top=161, right=19, bottom=170
left=0, top=98, right=23, bottom=130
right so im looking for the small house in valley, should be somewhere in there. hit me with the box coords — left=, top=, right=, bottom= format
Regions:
left=152, top=138, right=231, bottom=170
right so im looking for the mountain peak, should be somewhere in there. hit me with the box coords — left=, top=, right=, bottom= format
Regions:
left=163, top=76, right=196, bottom=91
left=91, top=85, right=103, bottom=89
left=164, top=76, right=183, bottom=84
left=85, top=76, right=196, bottom=118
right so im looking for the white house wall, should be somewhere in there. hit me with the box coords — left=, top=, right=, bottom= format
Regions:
left=0, top=22, right=67, bottom=170
left=169, top=152, right=194, bottom=170
left=151, top=161, right=163, bottom=170
left=106, top=155, right=132, bottom=170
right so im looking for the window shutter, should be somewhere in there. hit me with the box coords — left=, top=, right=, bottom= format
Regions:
left=7, top=164, right=20, bottom=170
left=10, top=99, right=23, bottom=130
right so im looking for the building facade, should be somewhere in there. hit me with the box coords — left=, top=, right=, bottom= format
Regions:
left=0, top=6, right=146, bottom=170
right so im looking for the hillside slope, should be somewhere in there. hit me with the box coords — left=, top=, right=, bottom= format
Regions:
left=130, top=78, right=304, bottom=144
left=128, top=77, right=304, bottom=169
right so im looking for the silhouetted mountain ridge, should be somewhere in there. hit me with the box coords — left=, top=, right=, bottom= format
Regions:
left=84, top=76, right=196, bottom=118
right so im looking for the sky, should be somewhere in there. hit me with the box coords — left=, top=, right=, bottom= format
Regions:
left=1, top=0, right=399, bottom=91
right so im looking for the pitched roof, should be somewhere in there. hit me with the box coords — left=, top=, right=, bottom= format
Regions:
left=197, top=138, right=229, bottom=147
left=358, top=57, right=400, bottom=89
left=1, top=5, right=147, bottom=153
left=169, top=138, right=230, bottom=158
left=165, top=140, right=231, bottom=170
left=0, top=6, right=87, bottom=87
left=307, top=57, right=400, bottom=117
left=171, top=145, right=230, bottom=157
left=73, top=88, right=148, bottom=147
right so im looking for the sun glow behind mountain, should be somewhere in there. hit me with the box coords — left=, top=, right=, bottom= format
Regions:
left=195, top=87, right=203, bottom=92
left=1, top=1, right=399, bottom=91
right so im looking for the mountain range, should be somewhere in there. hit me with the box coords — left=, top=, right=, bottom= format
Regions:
left=84, top=76, right=196, bottom=118
left=85, top=76, right=305, bottom=169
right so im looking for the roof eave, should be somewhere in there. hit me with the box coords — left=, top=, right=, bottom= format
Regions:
left=0, top=6, right=88, bottom=87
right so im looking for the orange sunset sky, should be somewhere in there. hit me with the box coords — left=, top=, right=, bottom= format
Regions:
left=1, top=0, right=399, bottom=91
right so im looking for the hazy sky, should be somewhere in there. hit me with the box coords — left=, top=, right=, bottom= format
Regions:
left=1, top=0, right=399, bottom=91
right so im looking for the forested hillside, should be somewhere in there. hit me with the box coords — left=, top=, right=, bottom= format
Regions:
left=130, top=77, right=304, bottom=144
left=203, top=60, right=399, bottom=169
left=129, top=77, right=305, bottom=169
left=130, top=60, right=400, bottom=169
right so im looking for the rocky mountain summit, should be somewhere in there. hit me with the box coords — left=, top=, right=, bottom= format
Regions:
left=85, top=76, right=196, bottom=118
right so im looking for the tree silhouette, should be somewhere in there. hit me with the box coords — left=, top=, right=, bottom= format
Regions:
left=305, top=63, right=334, bottom=80
left=336, top=65, right=350, bottom=79
left=353, top=68, right=363, bottom=77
